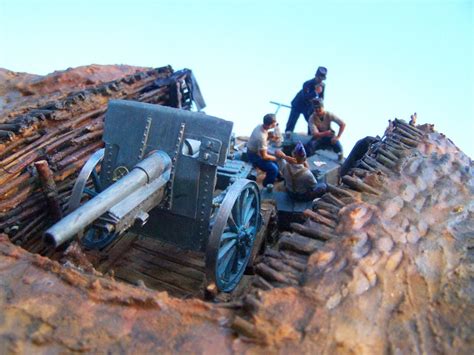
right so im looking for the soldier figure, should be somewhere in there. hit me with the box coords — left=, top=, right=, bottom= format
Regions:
left=285, top=66, right=327, bottom=133
left=275, top=142, right=327, bottom=201
left=305, top=98, right=346, bottom=161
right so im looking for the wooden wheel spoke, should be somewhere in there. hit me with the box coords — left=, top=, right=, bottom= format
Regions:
left=91, top=169, right=102, bottom=193
left=221, top=231, right=238, bottom=242
left=223, top=249, right=239, bottom=279
left=220, top=245, right=237, bottom=279
left=227, top=213, right=238, bottom=232
left=239, top=189, right=249, bottom=217
left=243, top=207, right=256, bottom=227
left=242, top=192, right=255, bottom=216
left=83, top=187, right=98, bottom=197
left=218, top=239, right=237, bottom=260
left=232, top=198, right=242, bottom=226
left=207, top=180, right=261, bottom=292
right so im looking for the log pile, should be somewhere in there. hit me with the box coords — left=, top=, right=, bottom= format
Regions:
left=0, top=65, right=202, bottom=253
left=229, top=118, right=472, bottom=354
left=247, top=118, right=426, bottom=293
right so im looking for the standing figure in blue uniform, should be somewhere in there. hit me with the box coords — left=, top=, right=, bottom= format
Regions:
left=285, top=66, right=327, bottom=133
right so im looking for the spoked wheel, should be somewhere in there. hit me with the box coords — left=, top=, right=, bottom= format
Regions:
left=67, top=148, right=118, bottom=249
left=206, top=179, right=261, bottom=292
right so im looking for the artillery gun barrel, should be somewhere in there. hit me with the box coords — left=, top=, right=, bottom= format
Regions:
left=44, top=151, right=171, bottom=247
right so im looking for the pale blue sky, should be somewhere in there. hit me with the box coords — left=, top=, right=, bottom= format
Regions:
left=1, top=0, right=472, bottom=157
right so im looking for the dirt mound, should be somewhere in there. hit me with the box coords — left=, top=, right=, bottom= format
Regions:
left=0, top=235, right=232, bottom=353
left=0, top=64, right=149, bottom=113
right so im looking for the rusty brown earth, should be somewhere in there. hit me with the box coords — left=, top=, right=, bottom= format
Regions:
left=0, top=65, right=472, bottom=354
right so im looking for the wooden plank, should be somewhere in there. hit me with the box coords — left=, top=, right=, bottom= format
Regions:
left=113, top=267, right=194, bottom=298
left=122, top=247, right=205, bottom=282
left=96, top=232, right=139, bottom=273
left=116, top=254, right=204, bottom=293
left=132, top=238, right=206, bottom=271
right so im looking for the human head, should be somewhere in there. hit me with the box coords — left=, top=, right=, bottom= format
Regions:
left=292, top=141, right=307, bottom=163
left=263, top=113, right=277, bottom=128
left=315, top=66, right=327, bottom=82
left=312, top=98, right=325, bottom=115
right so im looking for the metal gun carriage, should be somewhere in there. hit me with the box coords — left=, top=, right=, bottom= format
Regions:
left=44, top=100, right=262, bottom=292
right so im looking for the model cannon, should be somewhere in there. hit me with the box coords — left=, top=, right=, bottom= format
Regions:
left=44, top=100, right=261, bottom=292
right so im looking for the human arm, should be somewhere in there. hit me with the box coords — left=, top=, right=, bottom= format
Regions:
left=309, top=113, right=334, bottom=139
left=330, top=113, right=346, bottom=144
left=302, top=79, right=319, bottom=101
left=259, top=148, right=277, bottom=161
left=275, top=149, right=297, bottom=164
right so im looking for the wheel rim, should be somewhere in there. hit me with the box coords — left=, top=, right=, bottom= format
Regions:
left=206, top=179, right=261, bottom=292
left=67, top=148, right=117, bottom=249
left=68, top=148, right=104, bottom=214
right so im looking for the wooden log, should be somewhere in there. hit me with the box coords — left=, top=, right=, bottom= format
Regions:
left=394, top=118, right=424, bottom=136
left=281, top=256, right=306, bottom=272
left=231, top=316, right=264, bottom=340
left=0, top=172, right=30, bottom=197
left=290, top=223, right=330, bottom=241
left=391, top=133, right=418, bottom=147
left=0, top=129, right=60, bottom=166
left=358, top=159, right=376, bottom=172
left=363, top=156, right=391, bottom=174
left=0, top=185, right=34, bottom=213
left=387, top=133, right=412, bottom=147
left=303, top=209, right=337, bottom=229
left=381, top=144, right=403, bottom=158
left=326, top=183, right=357, bottom=200
left=306, top=220, right=336, bottom=240
left=0, top=130, right=14, bottom=139
left=10, top=212, right=47, bottom=242
left=35, top=160, right=63, bottom=221
left=0, top=203, right=46, bottom=228
left=280, top=250, right=308, bottom=264
left=255, top=262, right=295, bottom=285
left=65, top=108, right=106, bottom=130
left=252, top=276, right=274, bottom=290
left=17, top=220, right=48, bottom=250
left=352, top=168, right=375, bottom=180
left=342, top=175, right=381, bottom=195
left=315, top=208, right=338, bottom=221
left=376, top=154, right=396, bottom=169
left=137, top=86, right=168, bottom=101
left=264, top=256, right=300, bottom=278
left=0, top=133, right=37, bottom=160
left=243, top=294, right=262, bottom=312
left=56, top=141, right=104, bottom=170
left=312, top=200, right=340, bottom=215
left=279, top=234, right=320, bottom=255
left=55, top=154, right=95, bottom=182
left=0, top=124, right=22, bottom=133
left=378, top=146, right=399, bottom=161
left=394, top=126, right=419, bottom=141
left=264, top=248, right=282, bottom=259
left=322, top=193, right=345, bottom=208
left=70, top=129, right=103, bottom=146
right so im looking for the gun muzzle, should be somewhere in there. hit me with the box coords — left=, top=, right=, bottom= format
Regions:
left=44, top=151, right=171, bottom=247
